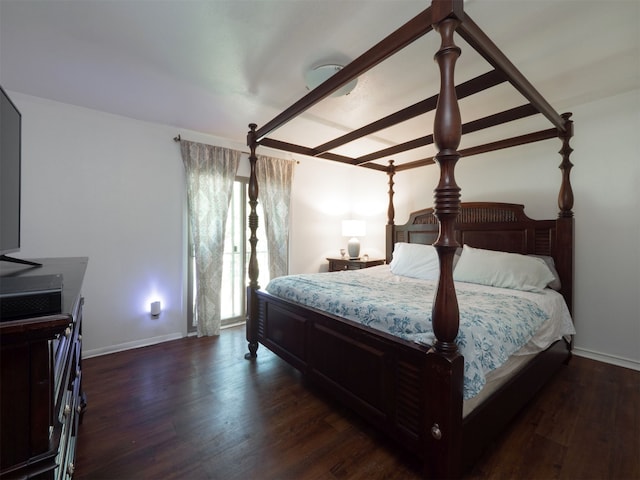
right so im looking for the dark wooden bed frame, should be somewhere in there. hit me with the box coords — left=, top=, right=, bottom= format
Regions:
left=243, top=1, right=575, bottom=478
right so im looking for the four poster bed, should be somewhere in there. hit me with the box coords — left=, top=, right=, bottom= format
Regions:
left=244, top=1, right=574, bottom=478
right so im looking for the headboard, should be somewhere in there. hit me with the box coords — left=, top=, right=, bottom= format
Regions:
left=386, top=202, right=574, bottom=313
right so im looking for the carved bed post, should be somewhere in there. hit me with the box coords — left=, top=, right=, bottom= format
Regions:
left=425, top=2, right=464, bottom=479
left=385, top=160, right=396, bottom=264
left=558, top=112, right=574, bottom=217
left=431, top=5, right=462, bottom=354
left=556, top=112, right=574, bottom=315
left=245, top=123, right=260, bottom=359
left=387, top=160, right=396, bottom=226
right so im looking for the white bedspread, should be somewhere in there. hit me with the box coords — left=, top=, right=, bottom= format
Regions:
left=265, top=265, right=575, bottom=400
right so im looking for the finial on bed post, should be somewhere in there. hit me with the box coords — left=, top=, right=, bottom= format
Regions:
left=432, top=14, right=462, bottom=355
left=558, top=112, right=574, bottom=218
left=245, top=123, right=260, bottom=360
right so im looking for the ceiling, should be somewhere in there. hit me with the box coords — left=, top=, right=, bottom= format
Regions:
left=1, top=0, right=638, bottom=165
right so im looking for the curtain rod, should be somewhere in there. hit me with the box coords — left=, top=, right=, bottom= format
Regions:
left=174, top=134, right=250, bottom=155
left=174, top=134, right=299, bottom=163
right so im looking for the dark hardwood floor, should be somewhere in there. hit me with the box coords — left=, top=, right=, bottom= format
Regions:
left=75, top=325, right=639, bottom=480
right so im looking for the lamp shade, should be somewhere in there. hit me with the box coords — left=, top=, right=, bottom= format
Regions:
left=342, top=220, right=366, bottom=259
left=341, top=220, right=366, bottom=238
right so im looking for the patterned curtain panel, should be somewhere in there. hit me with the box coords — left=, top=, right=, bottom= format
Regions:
left=256, top=155, right=296, bottom=279
left=181, top=141, right=240, bottom=336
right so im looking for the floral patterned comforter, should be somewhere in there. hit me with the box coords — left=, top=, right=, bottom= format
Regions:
left=265, top=266, right=574, bottom=399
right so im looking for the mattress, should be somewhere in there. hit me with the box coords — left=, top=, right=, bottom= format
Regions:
left=265, top=265, right=575, bottom=403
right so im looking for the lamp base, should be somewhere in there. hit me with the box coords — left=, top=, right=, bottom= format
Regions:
left=347, top=238, right=360, bottom=259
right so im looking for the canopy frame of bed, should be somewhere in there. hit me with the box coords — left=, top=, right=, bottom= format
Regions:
left=243, top=1, right=574, bottom=477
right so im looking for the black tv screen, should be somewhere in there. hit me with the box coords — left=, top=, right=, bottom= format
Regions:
left=0, top=85, right=22, bottom=255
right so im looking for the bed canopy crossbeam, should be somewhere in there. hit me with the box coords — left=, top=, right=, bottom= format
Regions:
left=259, top=104, right=555, bottom=171
left=312, top=69, right=507, bottom=156
left=250, top=3, right=568, bottom=171
left=457, top=15, right=566, bottom=131
left=254, top=6, right=435, bottom=142
left=395, top=126, right=558, bottom=171
left=260, top=100, right=545, bottom=170
left=354, top=103, right=540, bottom=165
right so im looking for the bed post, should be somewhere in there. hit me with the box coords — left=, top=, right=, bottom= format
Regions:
left=558, top=113, right=574, bottom=218
left=431, top=3, right=462, bottom=353
left=425, top=1, right=464, bottom=478
left=245, top=123, right=260, bottom=360
left=556, top=112, right=574, bottom=315
left=385, top=160, right=396, bottom=264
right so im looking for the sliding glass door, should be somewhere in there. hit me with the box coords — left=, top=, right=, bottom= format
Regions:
left=187, top=177, right=268, bottom=332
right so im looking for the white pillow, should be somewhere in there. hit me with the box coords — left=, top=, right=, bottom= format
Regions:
left=528, top=254, right=561, bottom=291
left=389, top=242, right=439, bottom=280
left=453, top=245, right=556, bottom=292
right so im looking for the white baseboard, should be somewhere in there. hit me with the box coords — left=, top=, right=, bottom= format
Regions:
left=573, top=347, right=640, bottom=371
left=82, top=332, right=184, bottom=359
left=82, top=335, right=640, bottom=372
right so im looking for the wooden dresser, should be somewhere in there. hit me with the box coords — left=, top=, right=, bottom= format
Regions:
left=1, top=257, right=88, bottom=479
left=327, top=257, right=385, bottom=272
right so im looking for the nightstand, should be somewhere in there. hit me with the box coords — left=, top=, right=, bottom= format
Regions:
left=327, top=257, right=385, bottom=272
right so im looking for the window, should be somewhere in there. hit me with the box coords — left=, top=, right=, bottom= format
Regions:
left=187, top=177, right=269, bottom=332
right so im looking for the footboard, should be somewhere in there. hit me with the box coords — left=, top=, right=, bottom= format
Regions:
left=253, top=289, right=464, bottom=478
left=249, top=287, right=571, bottom=477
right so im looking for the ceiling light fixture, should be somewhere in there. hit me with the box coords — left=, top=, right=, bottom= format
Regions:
left=304, top=64, right=358, bottom=97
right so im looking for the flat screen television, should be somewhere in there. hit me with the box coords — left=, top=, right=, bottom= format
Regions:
left=0, top=86, right=26, bottom=262
left=0, top=86, right=40, bottom=267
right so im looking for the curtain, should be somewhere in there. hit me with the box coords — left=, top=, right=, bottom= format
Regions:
left=256, top=155, right=296, bottom=279
left=181, top=141, right=240, bottom=336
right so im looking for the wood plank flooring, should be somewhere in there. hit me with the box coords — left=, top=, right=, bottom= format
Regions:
left=74, top=325, right=639, bottom=479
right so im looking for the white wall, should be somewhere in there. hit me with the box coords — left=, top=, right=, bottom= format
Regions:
left=570, top=90, right=639, bottom=368
left=14, top=93, right=188, bottom=355
left=10, top=92, right=384, bottom=356
left=289, top=160, right=388, bottom=274
left=11, top=88, right=639, bottom=370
